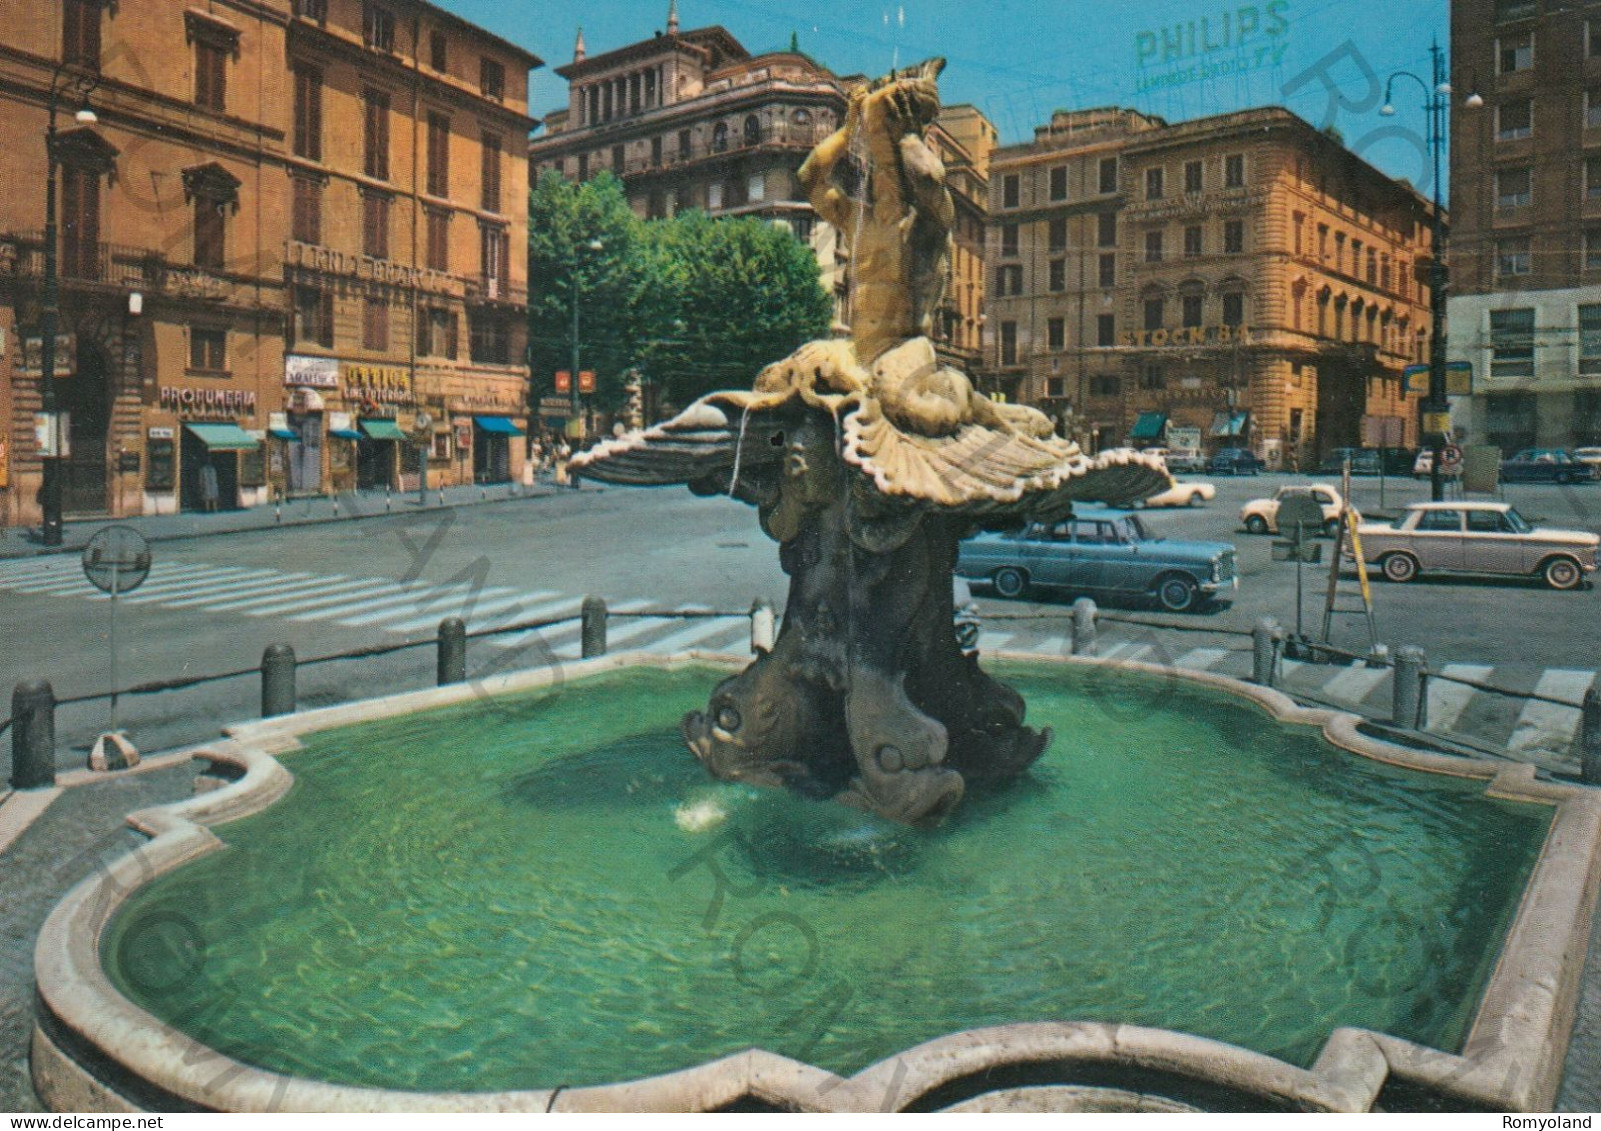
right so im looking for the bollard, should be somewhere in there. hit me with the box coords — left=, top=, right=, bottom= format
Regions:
left=1583, top=687, right=1601, bottom=786
left=750, top=598, right=776, bottom=654
left=437, top=617, right=467, bottom=685
left=580, top=596, right=608, bottom=658
left=1071, top=598, right=1098, bottom=657
left=261, top=644, right=297, bottom=718
left=1252, top=618, right=1281, bottom=686
left=10, top=680, right=57, bottom=789
left=1392, top=645, right=1426, bottom=730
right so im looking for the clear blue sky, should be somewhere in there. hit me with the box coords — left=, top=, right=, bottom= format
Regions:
left=441, top=0, right=1453, bottom=196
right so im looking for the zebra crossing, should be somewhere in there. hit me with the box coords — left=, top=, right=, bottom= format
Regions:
left=2, top=554, right=1595, bottom=764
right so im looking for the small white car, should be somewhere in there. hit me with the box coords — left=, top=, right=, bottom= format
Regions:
left=1358, top=501, right=1599, bottom=590
left=1575, top=447, right=1601, bottom=470
left=1138, top=476, right=1217, bottom=508
left=1241, top=483, right=1349, bottom=537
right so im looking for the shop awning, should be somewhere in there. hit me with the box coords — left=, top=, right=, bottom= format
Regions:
left=330, top=428, right=364, bottom=440
left=1128, top=412, right=1167, bottom=441
left=474, top=415, right=524, bottom=436
left=184, top=423, right=260, bottom=451
left=360, top=418, right=409, bottom=441
left=268, top=427, right=298, bottom=441
left=1209, top=411, right=1250, bottom=438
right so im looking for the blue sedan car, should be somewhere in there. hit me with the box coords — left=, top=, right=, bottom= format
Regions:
left=956, top=512, right=1238, bottom=613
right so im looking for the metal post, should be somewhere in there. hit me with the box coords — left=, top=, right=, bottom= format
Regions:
left=261, top=644, right=296, bottom=718
left=437, top=616, right=467, bottom=685
left=1071, top=598, right=1098, bottom=657
left=1253, top=618, right=1281, bottom=686
left=1426, top=42, right=1448, bottom=504
left=1582, top=687, right=1601, bottom=786
left=108, top=557, right=120, bottom=732
left=1392, top=645, right=1426, bottom=730
left=580, top=595, right=607, bottom=658
left=570, top=251, right=583, bottom=439
left=10, top=680, right=56, bottom=789
left=39, top=102, right=63, bottom=546
left=750, top=598, right=776, bottom=654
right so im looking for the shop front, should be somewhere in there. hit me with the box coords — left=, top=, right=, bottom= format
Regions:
left=283, top=357, right=338, bottom=496
left=472, top=416, right=523, bottom=483
left=150, top=387, right=263, bottom=514
left=179, top=422, right=260, bottom=512
left=356, top=417, right=408, bottom=489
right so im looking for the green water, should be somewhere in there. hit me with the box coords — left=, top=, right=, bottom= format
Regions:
left=104, top=664, right=1550, bottom=1093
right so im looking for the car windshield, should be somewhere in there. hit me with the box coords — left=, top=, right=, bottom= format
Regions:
left=1503, top=508, right=1533, bottom=534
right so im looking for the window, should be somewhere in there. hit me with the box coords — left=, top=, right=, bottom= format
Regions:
left=1097, top=314, right=1115, bottom=346
left=194, top=37, right=227, bottom=112
left=651, top=135, right=662, bottom=167
left=993, top=264, right=1023, bottom=297
left=291, top=176, right=321, bottom=244
left=1098, top=253, right=1116, bottom=287
left=362, top=191, right=390, bottom=259
left=1224, top=219, right=1245, bottom=254
left=999, top=321, right=1018, bottom=366
left=577, top=153, right=588, bottom=180
left=1048, top=217, right=1067, bottom=252
left=1589, top=92, right=1601, bottom=130
left=426, top=209, right=449, bottom=271
left=743, top=115, right=760, bottom=147
left=1146, top=166, right=1164, bottom=200
left=1184, top=160, right=1203, bottom=194
left=1098, top=157, right=1117, bottom=194
left=293, top=0, right=326, bottom=20
left=425, top=307, right=458, bottom=359
left=1490, top=308, right=1535, bottom=377
left=364, top=4, right=395, bottom=51
left=362, top=298, right=389, bottom=351
left=470, top=312, right=511, bottom=364
left=189, top=328, right=227, bottom=372
left=1496, top=236, right=1532, bottom=276
left=1144, top=296, right=1164, bottom=331
left=481, top=133, right=502, bottom=212
left=678, top=130, right=692, bottom=161
left=1049, top=166, right=1067, bottom=201
left=63, top=0, right=101, bottom=67
left=1587, top=230, right=1601, bottom=272
left=1002, top=173, right=1020, bottom=208
left=293, top=65, right=322, bottom=160
left=480, top=57, right=505, bottom=101
left=1497, top=99, right=1533, bottom=141
left=1047, top=318, right=1066, bottom=350
left=427, top=112, right=450, bottom=197
left=612, top=144, right=625, bottom=174
left=1047, top=377, right=1066, bottom=398
left=59, top=165, right=100, bottom=280
left=1222, top=292, right=1245, bottom=326
left=1048, top=258, right=1066, bottom=292
left=747, top=172, right=765, bottom=203
left=1184, top=225, right=1203, bottom=257
left=1224, top=154, right=1245, bottom=188
left=1181, top=293, right=1202, bottom=327
left=1496, top=166, right=1532, bottom=209
left=1145, top=229, right=1164, bottom=262
left=1417, top=509, right=1463, bottom=532
left=1499, top=31, right=1533, bottom=73
left=1589, top=155, right=1601, bottom=199
left=1098, top=212, right=1117, bottom=247
left=1090, top=375, right=1119, bottom=396
left=481, top=223, right=509, bottom=293
left=364, top=88, right=390, bottom=180
left=293, top=285, right=333, bottom=348
left=1581, top=305, right=1601, bottom=374
left=1495, top=0, right=1535, bottom=23
left=193, top=195, right=225, bottom=270
left=429, top=30, right=447, bottom=72
left=1001, top=223, right=1018, bottom=257
left=712, top=122, right=728, bottom=152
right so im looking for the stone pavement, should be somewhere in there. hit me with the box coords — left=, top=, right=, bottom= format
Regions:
left=0, top=477, right=594, bottom=560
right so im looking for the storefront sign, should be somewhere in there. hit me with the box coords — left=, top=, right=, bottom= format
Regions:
left=579, top=370, right=596, bottom=394
left=344, top=364, right=413, bottom=406
left=21, top=335, right=74, bottom=377
left=285, top=355, right=340, bottom=388
left=148, top=427, right=175, bottom=440
left=35, top=413, right=69, bottom=457
left=457, top=393, right=523, bottom=411
left=288, top=387, right=326, bottom=413
left=1118, top=325, right=1253, bottom=348
left=158, top=387, right=258, bottom=417
left=269, top=412, right=290, bottom=433
left=554, top=370, right=572, bottom=394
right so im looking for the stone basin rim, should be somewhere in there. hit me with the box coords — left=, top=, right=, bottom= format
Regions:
left=29, top=649, right=1601, bottom=1113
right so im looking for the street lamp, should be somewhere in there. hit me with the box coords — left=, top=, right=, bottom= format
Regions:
left=568, top=238, right=604, bottom=440
left=38, top=62, right=100, bottom=545
left=1380, top=39, right=1479, bottom=502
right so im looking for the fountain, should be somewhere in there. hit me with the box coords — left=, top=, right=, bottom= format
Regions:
left=28, top=61, right=1601, bottom=1114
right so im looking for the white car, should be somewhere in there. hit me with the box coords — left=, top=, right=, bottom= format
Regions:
left=1358, top=501, right=1598, bottom=590
left=1138, top=476, right=1217, bottom=508
left=1575, top=447, right=1601, bottom=470
left=1240, top=483, right=1350, bottom=536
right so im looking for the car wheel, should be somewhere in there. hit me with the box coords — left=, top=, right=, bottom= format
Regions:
left=1156, top=574, right=1198, bottom=613
left=1382, top=553, right=1419, bottom=584
left=1187, top=493, right=1204, bottom=507
left=1245, top=515, right=1269, bottom=535
left=1323, top=518, right=1342, bottom=539
left=1542, top=556, right=1583, bottom=591
left=993, top=567, right=1028, bottom=599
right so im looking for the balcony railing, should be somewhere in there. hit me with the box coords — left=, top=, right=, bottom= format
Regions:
left=466, top=274, right=528, bottom=307
left=583, top=124, right=837, bottom=180
left=0, top=231, right=242, bottom=302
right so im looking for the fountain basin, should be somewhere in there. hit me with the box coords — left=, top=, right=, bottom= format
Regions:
left=31, top=651, right=1601, bottom=1112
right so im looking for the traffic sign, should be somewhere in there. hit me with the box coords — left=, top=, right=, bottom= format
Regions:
left=82, top=526, right=150, bottom=595
left=1403, top=361, right=1472, bottom=397
left=555, top=370, right=572, bottom=394
left=1441, top=443, right=1465, bottom=472
left=1276, top=495, right=1327, bottom=540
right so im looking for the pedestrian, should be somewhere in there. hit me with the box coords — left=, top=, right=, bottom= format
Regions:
left=554, top=438, right=571, bottom=487
left=200, top=462, right=220, bottom=513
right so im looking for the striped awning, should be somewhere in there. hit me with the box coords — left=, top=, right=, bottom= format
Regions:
left=183, top=423, right=260, bottom=451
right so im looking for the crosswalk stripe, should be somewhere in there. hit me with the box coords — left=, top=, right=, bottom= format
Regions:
left=337, top=584, right=527, bottom=630
left=1508, top=670, right=1595, bottom=754
left=320, top=581, right=482, bottom=627
left=978, top=632, right=1014, bottom=652
left=1108, top=644, right=1156, bottom=666
left=17, top=562, right=224, bottom=598
left=237, top=578, right=410, bottom=618
left=156, top=572, right=323, bottom=609
left=634, top=613, right=745, bottom=656
left=1176, top=647, right=1232, bottom=670
left=201, top=576, right=359, bottom=613
left=1097, top=639, right=1138, bottom=661
left=1031, top=634, right=1070, bottom=656
left=1321, top=664, right=1390, bottom=704
left=383, top=589, right=557, bottom=635
left=1426, top=664, right=1496, bottom=733
left=491, top=599, right=650, bottom=653
left=116, top=567, right=277, bottom=603
left=0, top=559, right=83, bottom=582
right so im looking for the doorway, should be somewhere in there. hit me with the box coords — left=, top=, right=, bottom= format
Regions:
left=356, top=438, right=396, bottom=490
left=286, top=412, right=323, bottom=494
left=58, top=338, right=110, bottom=515
left=180, top=433, right=239, bottom=511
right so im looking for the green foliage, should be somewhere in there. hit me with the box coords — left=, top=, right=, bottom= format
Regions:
left=526, top=171, right=833, bottom=413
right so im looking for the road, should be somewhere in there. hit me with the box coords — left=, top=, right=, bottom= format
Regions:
left=1, top=472, right=1597, bottom=770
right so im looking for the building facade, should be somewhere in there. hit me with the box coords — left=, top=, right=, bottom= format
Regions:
left=984, top=107, right=1437, bottom=467
left=0, top=0, right=537, bottom=530
left=925, top=103, right=995, bottom=374
left=1449, top=0, right=1601, bottom=452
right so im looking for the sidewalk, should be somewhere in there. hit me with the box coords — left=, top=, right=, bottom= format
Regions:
left=0, top=478, right=593, bottom=559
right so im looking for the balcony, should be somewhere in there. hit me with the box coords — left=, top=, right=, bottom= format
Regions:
left=0, top=231, right=245, bottom=303
left=466, top=274, right=528, bottom=308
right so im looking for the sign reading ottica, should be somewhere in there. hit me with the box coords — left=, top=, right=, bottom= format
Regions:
left=1119, top=325, right=1253, bottom=348
left=344, top=364, right=412, bottom=405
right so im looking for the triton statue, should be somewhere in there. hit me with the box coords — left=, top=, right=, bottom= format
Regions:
left=572, top=59, right=1165, bottom=825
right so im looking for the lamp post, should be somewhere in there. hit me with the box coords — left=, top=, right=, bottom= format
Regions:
left=38, top=63, right=100, bottom=546
left=568, top=238, right=604, bottom=440
left=1381, top=40, right=1481, bottom=502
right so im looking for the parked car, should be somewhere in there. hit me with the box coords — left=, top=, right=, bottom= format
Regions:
left=1358, top=501, right=1599, bottom=590
left=1412, top=449, right=1462, bottom=480
left=956, top=511, right=1238, bottom=613
left=1208, top=447, right=1266, bottom=476
left=1240, top=483, right=1350, bottom=537
left=1166, top=448, right=1208, bottom=474
left=1500, top=449, right=1601, bottom=484
left=1575, top=447, right=1601, bottom=470
left=1318, top=448, right=1384, bottom=477
left=1136, top=475, right=1217, bottom=508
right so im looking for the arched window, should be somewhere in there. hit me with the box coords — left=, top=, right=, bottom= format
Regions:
left=743, top=114, right=761, bottom=147
left=712, top=121, right=729, bottom=152
left=793, top=107, right=811, bottom=125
